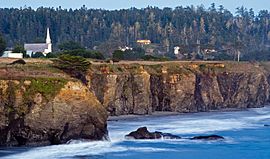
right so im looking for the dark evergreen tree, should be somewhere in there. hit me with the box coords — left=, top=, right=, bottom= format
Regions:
left=0, top=34, right=6, bottom=56
left=0, top=5, right=269, bottom=60
left=58, top=41, right=83, bottom=51
left=32, top=52, right=45, bottom=58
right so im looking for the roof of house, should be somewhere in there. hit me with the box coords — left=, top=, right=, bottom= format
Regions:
left=24, top=43, right=48, bottom=53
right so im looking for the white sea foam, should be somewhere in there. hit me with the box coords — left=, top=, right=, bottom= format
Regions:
left=2, top=141, right=114, bottom=159
left=108, top=111, right=261, bottom=139
left=3, top=106, right=270, bottom=159
left=2, top=141, right=174, bottom=159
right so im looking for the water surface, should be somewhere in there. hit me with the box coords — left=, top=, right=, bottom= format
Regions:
left=1, top=107, right=270, bottom=159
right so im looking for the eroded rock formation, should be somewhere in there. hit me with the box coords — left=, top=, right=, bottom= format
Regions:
left=0, top=79, right=107, bottom=146
left=88, top=63, right=270, bottom=115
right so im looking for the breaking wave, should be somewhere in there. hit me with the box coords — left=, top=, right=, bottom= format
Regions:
left=2, top=106, right=270, bottom=159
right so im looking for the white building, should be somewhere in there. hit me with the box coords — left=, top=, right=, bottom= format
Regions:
left=1, top=51, right=23, bottom=59
left=174, top=46, right=180, bottom=55
left=119, top=46, right=133, bottom=52
left=24, top=28, right=52, bottom=57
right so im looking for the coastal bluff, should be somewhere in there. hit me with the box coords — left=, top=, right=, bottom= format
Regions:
left=88, top=61, right=270, bottom=115
left=0, top=60, right=107, bottom=146
left=0, top=59, right=270, bottom=146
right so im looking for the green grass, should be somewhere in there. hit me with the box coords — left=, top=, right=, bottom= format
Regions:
left=23, top=77, right=67, bottom=102
left=143, top=64, right=163, bottom=75
left=2, top=77, right=67, bottom=117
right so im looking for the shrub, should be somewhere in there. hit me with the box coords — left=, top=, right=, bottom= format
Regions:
left=142, top=55, right=170, bottom=61
left=32, top=52, right=45, bottom=58
left=53, top=55, right=91, bottom=84
left=9, top=59, right=26, bottom=65
left=60, top=49, right=105, bottom=59
left=112, top=50, right=124, bottom=61
left=112, top=47, right=145, bottom=60
left=46, top=53, right=57, bottom=58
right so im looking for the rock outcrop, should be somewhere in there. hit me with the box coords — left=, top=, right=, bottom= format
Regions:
left=125, top=127, right=223, bottom=140
left=191, top=135, right=224, bottom=140
left=0, top=79, right=107, bottom=146
left=88, top=63, right=270, bottom=115
left=125, top=127, right=181, bottom=139
left=89, top=66, right=151, bottom=115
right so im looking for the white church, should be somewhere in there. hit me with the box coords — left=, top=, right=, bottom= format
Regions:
left=24, top=28, right=52, bottom=57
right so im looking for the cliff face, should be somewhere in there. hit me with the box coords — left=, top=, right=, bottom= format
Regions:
left=1, top=60, right=269, bottom=146
left=0, top=79, right=107, bottom=146
left=150, top=73, right=197, bottom=112
left=90, top=66, right=151, bottom=115
left=89, top=63, right=270, bottom=116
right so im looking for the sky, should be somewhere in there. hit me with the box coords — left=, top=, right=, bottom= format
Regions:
left=1, top=0, right=270, bottom=13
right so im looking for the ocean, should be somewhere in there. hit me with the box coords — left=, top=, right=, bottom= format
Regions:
left=1, top=106, right=270, bottom=159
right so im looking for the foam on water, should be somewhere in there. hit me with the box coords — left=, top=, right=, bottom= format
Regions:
left=108, top=107, right=270, bottom=140
left=2, top=106, right=270, bottom=159
left=2, top=141, right=175, bottom=159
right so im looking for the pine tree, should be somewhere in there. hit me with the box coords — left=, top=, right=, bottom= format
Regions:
left=0, top=34, right=6, bottom=56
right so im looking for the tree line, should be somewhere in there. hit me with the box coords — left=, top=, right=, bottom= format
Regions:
left=0, top=4, right=269, bottom=60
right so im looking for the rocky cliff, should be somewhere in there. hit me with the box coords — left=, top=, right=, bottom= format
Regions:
left=1, top=60, right=270, bottom=147
left=0, top=78, right=107, bottom=146
left=88, top=62, right=270, bottom=116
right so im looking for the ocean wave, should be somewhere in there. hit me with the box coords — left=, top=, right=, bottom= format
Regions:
left=3, top=106, right=270, bottom=159
left=2, top=140, right=175, bottom=159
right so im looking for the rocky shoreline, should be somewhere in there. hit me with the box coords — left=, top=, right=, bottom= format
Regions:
left=107, top=107, right=258, bottom=121
left=1, top=61, right=270, bottom=146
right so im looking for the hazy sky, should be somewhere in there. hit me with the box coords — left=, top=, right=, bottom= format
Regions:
left=1, top=0, right=270, bottom=13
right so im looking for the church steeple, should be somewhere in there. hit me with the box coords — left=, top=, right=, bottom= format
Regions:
left=46, top=28, right=51, bottom=44
left=44, top=27, right=52, bottom=54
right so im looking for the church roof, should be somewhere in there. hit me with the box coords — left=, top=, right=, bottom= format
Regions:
left=24, top=43, right=48, bottom=53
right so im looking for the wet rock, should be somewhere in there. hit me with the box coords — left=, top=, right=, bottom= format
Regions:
left=125, top=127, right=181, bottom=139
left=157, top=132, right=182, bottom=139
left=125, top=127, right=161, bottom=139
left=191, top=135, right=224, bottom=140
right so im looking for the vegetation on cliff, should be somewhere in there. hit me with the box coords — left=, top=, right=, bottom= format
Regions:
left=0, top=59, right=108, bottom=146
left=4, top=78, right=67, bottom=116
left=0, top=79, right=108, bottom=146
left=53, top=55, right=91, bottom=83
left=23, top=78, right=67, bottom=101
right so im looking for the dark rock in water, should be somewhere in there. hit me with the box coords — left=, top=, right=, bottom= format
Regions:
left=264, top=124, right=270, bottom=127
left=9, top=59, right=26, bottom=65
left=155, top=132, right=182, bottom=139
left=125, top=127, right=181, bottom=139
left=191, top=135, right=224, bottom=140
left=125, top=127, right=161, bottom=139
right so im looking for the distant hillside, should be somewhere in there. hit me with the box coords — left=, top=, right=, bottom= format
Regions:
left=0, top=5, right=269, bottom=59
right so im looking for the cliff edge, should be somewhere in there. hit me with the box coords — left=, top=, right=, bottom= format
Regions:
left=88, top=62, right=270, bottom=115
left=1, top=59, right=270, bottom=146
left=0, top=62, right=107, bottom=146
